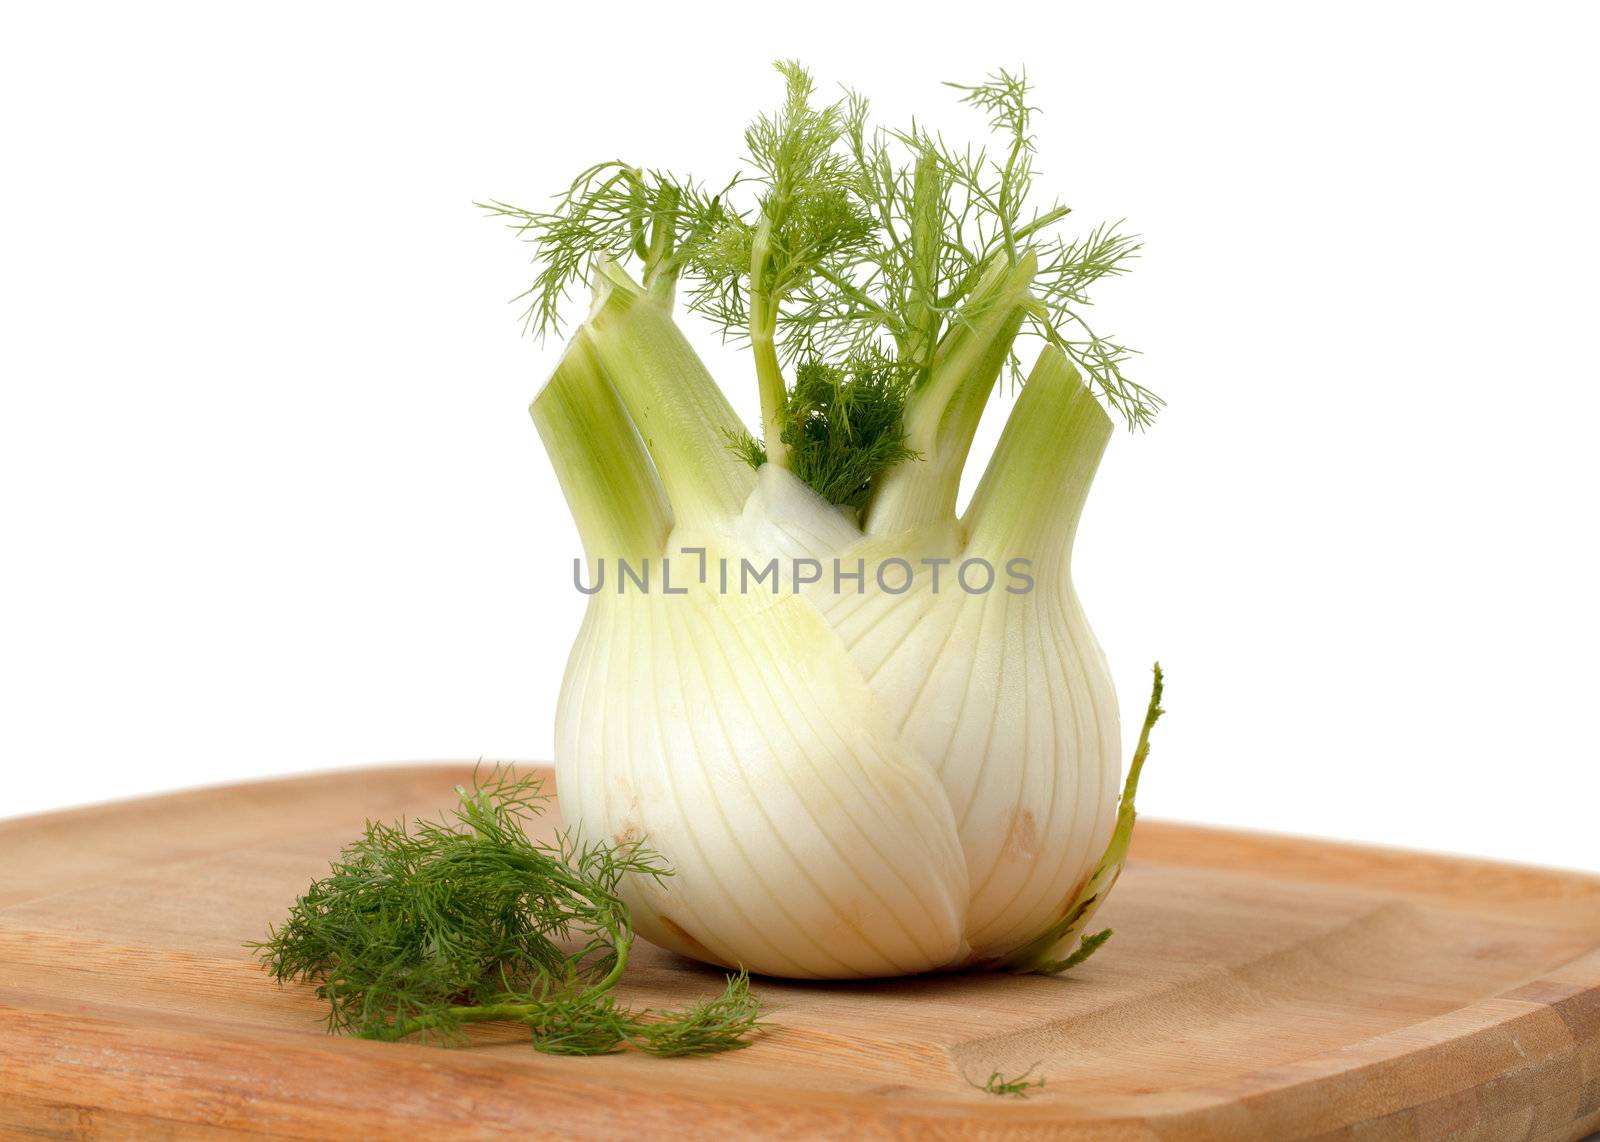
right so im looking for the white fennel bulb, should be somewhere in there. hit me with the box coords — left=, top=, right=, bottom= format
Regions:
left=503, top=63, right=1164, bottom=980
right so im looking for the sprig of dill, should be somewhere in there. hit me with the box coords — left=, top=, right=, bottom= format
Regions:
left=480, top=164, right=735, bottom=332
left=483, top=64, right=1154, bottom=420
left=482, top=62, right=1158, bottom=508
left=251, top=768, right=762, bottom=1057
left=973, top=1062, right=1047, bottom=1098
left=730, top=348, right=919, bottom=511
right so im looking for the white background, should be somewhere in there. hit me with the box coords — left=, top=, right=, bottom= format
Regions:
left=2, top=2, right=1596, bottom=872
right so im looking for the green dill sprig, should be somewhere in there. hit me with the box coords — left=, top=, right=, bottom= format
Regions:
left=484, top=62, right=1157, bottom=505
left=872, top=69, right=1156, bottom=425
left=251, top=767, right=762, bottom=1057
left=730, top=348, right=919, bottom=511
left=485, top=62, right=1155, bottom=423
left=479, top=164, right=735, bottom=335
left=973, top=1062, right=1047, bottom=1098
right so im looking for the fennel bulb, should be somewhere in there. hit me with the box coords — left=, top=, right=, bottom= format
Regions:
left=501, top=64, right=1163, bottom=979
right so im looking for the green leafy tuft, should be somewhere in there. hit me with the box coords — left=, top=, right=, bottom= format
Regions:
left=486, top=63, right=1158, bottom=431
left=730, top=348, right=919, bottom=511
left=479, top=164, right=734, bottom=336
left=250, top=767, right=762, bottom=1056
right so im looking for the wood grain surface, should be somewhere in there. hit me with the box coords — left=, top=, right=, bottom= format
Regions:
left=1, top=765, right=1596, bottom=1140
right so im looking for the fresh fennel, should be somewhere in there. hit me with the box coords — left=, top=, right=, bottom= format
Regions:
left=485, top=63, right=1163, bottom=980
left=253, top=768, right=761, bottom=1055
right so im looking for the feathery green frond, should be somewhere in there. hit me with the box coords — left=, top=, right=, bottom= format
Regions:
left=480, top=165, right=735, bottom=336
left=485, top=64, right=1157, bottom=431
left=730, top=348, right=919, bottom=511
left=251, top=767, right=762, bottom=1056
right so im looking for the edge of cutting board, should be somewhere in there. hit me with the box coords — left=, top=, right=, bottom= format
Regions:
left=0, top=764, right=1596, bottom=1141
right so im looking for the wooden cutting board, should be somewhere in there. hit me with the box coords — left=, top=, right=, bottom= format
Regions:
left=1, top=766, right=1597, bottom=1141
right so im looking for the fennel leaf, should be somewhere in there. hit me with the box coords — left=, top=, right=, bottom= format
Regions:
left=729, top=348, right=920, bottom=510
left=483, top=61, right=1158, bottom=508
left=251, top=767, right=762, bottom=1056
